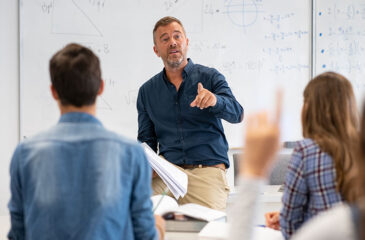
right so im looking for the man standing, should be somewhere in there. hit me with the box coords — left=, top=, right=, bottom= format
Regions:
left=137, top=16, right=243, bottom=210
left=8, top=43, right=164, bottom=240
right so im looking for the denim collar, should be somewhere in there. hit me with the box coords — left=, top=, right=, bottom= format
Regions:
left=59, top=112, right=102, bottom=126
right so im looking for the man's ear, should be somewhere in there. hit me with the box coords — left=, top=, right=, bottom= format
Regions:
left=50, top=85, right=59, bottom=100
left=98, top=80, right=104, bottom=96
left=153, top=45, right=160, bottom=57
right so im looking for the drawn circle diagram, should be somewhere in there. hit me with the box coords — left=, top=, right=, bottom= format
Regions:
left=226, top=0, right=260, bottom=28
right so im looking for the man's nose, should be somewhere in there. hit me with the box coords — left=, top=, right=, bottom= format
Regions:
left=169, top=38, right=177, bottom=48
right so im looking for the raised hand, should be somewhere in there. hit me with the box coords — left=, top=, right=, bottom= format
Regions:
left=241, top=90, right=282, bottom=178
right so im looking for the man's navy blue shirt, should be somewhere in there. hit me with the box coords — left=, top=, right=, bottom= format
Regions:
left=137, top=59, right=243, bottom=168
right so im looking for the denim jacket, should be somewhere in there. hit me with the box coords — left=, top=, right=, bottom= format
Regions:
left=8, top=112, right=157, bottom=240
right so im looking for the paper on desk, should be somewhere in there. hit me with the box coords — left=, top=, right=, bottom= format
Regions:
left=176, top=203, right=226, bottom=222
left=199, top=224, right=283, bottom=240
left=142, top=143, right=188, bottom=199
left=252, top=227, right=284, bottom=240
left=199, top=221, right=228, bottom=239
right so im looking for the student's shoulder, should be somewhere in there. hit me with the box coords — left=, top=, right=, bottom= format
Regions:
left=293, top=138, right=320, bottom=155
left=292, top=204, right=354, bottom=240
left=17, top=126, right=59, bottom=148
left=102, top=129, right=142, bottom=150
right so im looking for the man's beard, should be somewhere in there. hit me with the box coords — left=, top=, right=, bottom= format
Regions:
left=167, top=54, right=184, bottom=69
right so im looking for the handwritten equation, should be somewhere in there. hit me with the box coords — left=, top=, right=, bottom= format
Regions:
left=263, top=12, right=295, bottom=29
left=324, top=3, right=365, bottom=20
left=41, top=1, right=53, bottom=14
left=189, top=41, right=227, bottom=52
left=262, top=47, right=293, bottom=62
left=88, top=0, right=106, bottom=11
left=264, top=30, right=308, bottom=41
left=317, top=2, right=365, bottom=79
left=164, top=0, right=180, bottom=11
left=326, top=40, right=365, bottom=57
left=81, top=42, right=110, bottom=55
left=270, top=64, right=309, bottom=74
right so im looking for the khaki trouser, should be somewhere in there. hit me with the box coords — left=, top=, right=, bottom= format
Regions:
left=152, top=163, right=230, bottom=211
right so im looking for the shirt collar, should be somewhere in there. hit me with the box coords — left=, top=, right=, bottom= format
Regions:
left=59, top=112, right=102, bottom=126
left=162, top=58, right=194, bottom=82
left=183, top=58, right=194, bottom=75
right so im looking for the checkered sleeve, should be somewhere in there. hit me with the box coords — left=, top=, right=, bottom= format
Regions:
left=280, top=146, right=308, bottom=240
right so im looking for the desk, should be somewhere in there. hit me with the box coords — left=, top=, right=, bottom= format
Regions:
left=165, top=185, right=283, bottom=240
left=228, top=185, right=283, bottom=225
left=0, top=186, right=282, bottom=240
left=255, top=185, right=283, bottom=225
left=165, top=225, right=283, bottom=240
left=166, top=232, right=199, bottom=240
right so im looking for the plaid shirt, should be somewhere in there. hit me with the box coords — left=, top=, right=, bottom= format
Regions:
left=280, top=138, right=342, bottom=239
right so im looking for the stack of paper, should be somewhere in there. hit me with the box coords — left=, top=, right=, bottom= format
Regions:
left=142, top=143, right=188, bottom=199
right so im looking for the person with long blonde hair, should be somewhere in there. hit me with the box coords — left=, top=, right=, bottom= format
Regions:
left=265, top=72, right=359, bottom=239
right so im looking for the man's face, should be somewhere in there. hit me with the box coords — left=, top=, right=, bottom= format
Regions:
left=153, top=22, right=189, bottom=69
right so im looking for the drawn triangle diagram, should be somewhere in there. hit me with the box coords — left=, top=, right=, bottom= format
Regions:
left=97, top=96, right=112, bottom=111
left=51, top=0, right=102, bottom=37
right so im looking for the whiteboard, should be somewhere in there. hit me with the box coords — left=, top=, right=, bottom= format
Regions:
left=314, top=0, right=365, bottom=108
left=20, top=0, right=312, bottom=148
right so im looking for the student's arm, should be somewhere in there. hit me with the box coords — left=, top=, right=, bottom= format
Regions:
left=137, top=87, right=158, bottom=152
left=208, top=70, right=244, bottom=123
left=229, top=177, right=266, bottom=240
left=8, top=145, right=25, bottom=240
left=229, top=108, right=281, bottom=240
left=131, top=146, right=163, bottom=240
left=280, top=148, right=308, bottom=239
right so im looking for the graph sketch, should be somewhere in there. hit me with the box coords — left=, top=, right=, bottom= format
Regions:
left=224, top=0, right=264, bottom=28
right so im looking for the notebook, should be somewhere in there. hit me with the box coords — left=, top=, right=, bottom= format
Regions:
left=151, top=195, right=226, bottom=222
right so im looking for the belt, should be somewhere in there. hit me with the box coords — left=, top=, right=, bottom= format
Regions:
left=179, top=163, right=226, bottom=171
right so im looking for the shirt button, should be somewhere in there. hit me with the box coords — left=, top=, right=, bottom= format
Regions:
left=175, top=102, right=178, bottom=105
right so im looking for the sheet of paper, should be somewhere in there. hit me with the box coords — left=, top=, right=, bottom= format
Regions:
left=173, top=203, right=226, bottom=222
left=151, top=195, right=178, bottom=216
left=142, top=143, right=188, bottom=199
left=198, top=221, right=228, bottom=240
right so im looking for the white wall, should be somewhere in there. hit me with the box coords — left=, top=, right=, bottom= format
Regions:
left=0, top=0, right=19, bottom=216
